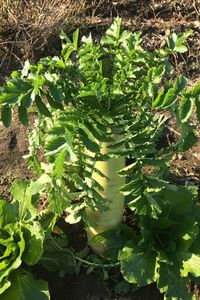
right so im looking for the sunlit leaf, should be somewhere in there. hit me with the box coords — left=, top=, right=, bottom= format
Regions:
left=119, top=246, right=158, bottom=286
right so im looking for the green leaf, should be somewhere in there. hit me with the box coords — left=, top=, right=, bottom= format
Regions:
left=168, top=30, right=192, bottom=53
left=73, top=28, right=79, bottom=49
left=21, top=222, right=44, bottom=265
left=90, top=229, right=127, bottom=260
left=65, top=202, right=85, bottom=224
left=47, top=125, right=65, bottom=135
left=39, top=212, right=57, bottom=234
left=167, top=32, right=177, bottom=50
left=160, top=77, right=187, bottom=108
left=49, top=189, right=69, bottom=213
left=84, top=121, right=110, bottom=142
left=46, top=94, right=63, bottom=110
left=145, top=176, right=168, bottom=188
left=18, top=105, right=29, bottom=127
left=62, top=45, right=74, bottom=61
left=21, top=60, right=30, bottom=77
left=0, top=279, right=11, bottom=295
left=152, top=89, right=166, bottom=108
left=0, top=200, right=19, bottom=227
left=181, top=254, right=200, bottom=277
left=78, top=124, right=100, bottom=153
left=48, top=85, right=65, bottom=102
left=179, top=95, right=194, bottom=123
left=119, top=175, right=142, bottom=196
left=176, top=30, right=193, bottom=45
left=52, top=149, right=66, bottom=179
left=148, top=65, right=165, bottom=84
left=1, top=105, right=12, bottom=127
left=117, top=161, right=138, bottom=176
left=1, top=270, right=50, bottom=300
left=35, top=96, right=52, bottom=117
left=114, top=280, right=132, bottom=295
left=144, top=192, right=162, bottom=218
left=60, top=31, right=74, bottom=61
left=177, top=124, right=197, bottom=152
left=20, top=89, right=33, bottom=108
left=39, top=234, right=75, bottom=276
left=59, top=30, right=72, bottom=44
left=21, top=90, right=32, bottom=108
left=174, top=76, right=187, bottom=94
left=33, top=76, right=45, bottom=93
left=164, top=186, right=196, bottom=217
left=11, top=180, right=37, bottom=220
left=119, top=246, right=158, bottom=286
left=0, top=93, right=18, bottom=105
left=191, top=82, right=200, bottom=97
left=45, top=136, right=66, bottom=154
left=195, top=99, right=200, bottom=123
left=63, top=129, right=77, bottom=162
left=0, top=223, right=25, bottom=294
left=157, top=264, right=192, bottom=299
left=101, top=17, right=121, bottom=45
left=30, top=174, right=51, bottom=195
left=161, top=87, right=177, bottom=108
left=174, top=45, right=188, bottom=53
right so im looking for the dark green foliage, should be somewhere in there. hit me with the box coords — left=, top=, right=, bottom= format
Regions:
left=1, top=270, right=50, bottom=300
left=119, top=185, right=200, bottom=299
left=1, top=105, right=12, bottom=127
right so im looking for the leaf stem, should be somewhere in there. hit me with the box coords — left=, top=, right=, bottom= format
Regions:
left=50, top=234, right=119, bottom=268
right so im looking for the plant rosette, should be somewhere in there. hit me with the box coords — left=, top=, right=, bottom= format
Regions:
left=0, top=222, right=25, bottom=293
left=0, top=180, right=51, bottom=299
left=119, top=185, right=200, bottom=299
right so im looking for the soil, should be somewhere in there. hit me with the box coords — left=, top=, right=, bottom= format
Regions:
left=0, top=114, right=36, bottom=200
left=1, top=1, right=200, bottom=299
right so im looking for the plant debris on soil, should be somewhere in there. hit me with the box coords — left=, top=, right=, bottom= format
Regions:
left=0, top=1, right=200, bottom=299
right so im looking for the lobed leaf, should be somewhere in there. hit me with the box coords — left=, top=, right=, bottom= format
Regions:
left=119, top=246, right=158, bottom=286
left=21, top=222, right=45, bottom=265
left=35, top=96, right=52, bottom=117
left=181, top=254, right=200, bottom=278
left=179, top=95, right=194, bottom=123
left=18, top=105, right=29, bottom=127
left=78, top=124, right=100, bottom=153
left=1, top=105, right=12, bottom=127
left=11, top=180, right=37, bottom=220
left=1, top=270, right=50, bottom=300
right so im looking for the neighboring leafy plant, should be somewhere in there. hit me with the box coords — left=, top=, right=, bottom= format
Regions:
left=0, top=17, right=200, bottom=299
left=39, top=232, right=75, bottom=277
left=1, top=270, right=50, bottom=300
left=119, top=184, right=200, bottom=299
left=0, top=180, right=52, bottom=299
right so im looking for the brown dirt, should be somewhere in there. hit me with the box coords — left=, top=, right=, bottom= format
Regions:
left=0, top=0, right=88, bottom=84
left=0, top=1, right=200, bottom=299
left=0, top=114, right=35, bottom=199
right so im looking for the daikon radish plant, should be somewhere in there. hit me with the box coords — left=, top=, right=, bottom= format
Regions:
left=1, top=18, right=200, bottom=299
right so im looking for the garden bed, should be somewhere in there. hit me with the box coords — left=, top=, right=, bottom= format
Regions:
left=0, top=1, right=200, bottom=299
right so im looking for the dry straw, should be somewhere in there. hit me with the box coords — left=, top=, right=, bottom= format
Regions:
left=0, top=0, right=87, bottom=80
